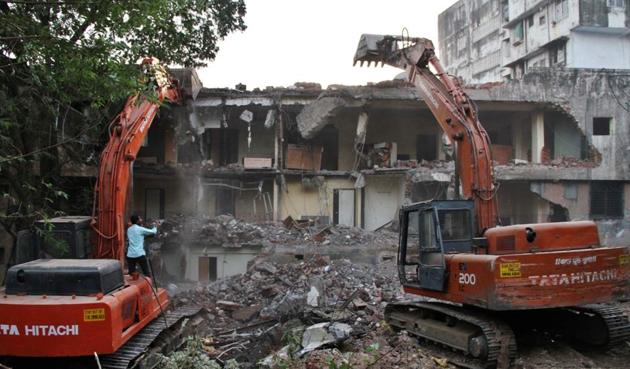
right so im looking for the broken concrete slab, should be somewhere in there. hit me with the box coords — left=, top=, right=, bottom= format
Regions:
left=299, top=322, right=352, bottom=356
left=232, top=304, right=262, bottom=322
left=258, top=344, right=291, bottom=368
left=255, top=262, right=278, bottom=275
left=297, top=95, right=350, bottom=139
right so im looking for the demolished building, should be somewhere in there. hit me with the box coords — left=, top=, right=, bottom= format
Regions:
left=1, top=67, right=628, bottom=285
left=126, top=67, right=630, bottom=283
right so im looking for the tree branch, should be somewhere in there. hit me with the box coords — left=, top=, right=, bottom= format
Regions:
left=69, top=2, right=101, bottom=44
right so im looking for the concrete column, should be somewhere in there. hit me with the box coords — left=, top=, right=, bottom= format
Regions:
left=273, top=178, right=279, bottom=222
left=272, top=106, right=282, bottom=222
left=273, top=119, right=280, bottom=222
left=531, top=111, right=545, bottom=163
left=512, top=120, right=527, bottom=160
left=163, top=126, right=177, bottom=165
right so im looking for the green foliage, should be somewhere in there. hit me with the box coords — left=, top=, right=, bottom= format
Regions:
left=0, top=1, right=246, bottom=243
left=36, top=216, right=70, bottom=258
left=280, top=326, right=304, bottom=360
left=364, top=342, right=379, bottom=353
left=327, top=357, right=353, bottom=369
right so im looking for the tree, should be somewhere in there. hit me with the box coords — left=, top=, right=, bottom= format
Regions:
left=0, top=1, right=246, bottom=247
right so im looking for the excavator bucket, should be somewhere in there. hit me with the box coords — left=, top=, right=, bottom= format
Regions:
left=353, top=33, right=434, bottom=69
left=353, top=34, right=394, bottom=67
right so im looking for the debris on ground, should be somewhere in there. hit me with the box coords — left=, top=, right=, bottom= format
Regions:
left=151, top=217, right=630, bottom=369
left=162, top=256, right=402, bottom=368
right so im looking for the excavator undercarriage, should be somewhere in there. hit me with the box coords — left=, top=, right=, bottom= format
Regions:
left=99, top=306, right=207, bottom=369
left=386, top=302, right=517, bottom=369
left=385, top=302, right=630, bottom=369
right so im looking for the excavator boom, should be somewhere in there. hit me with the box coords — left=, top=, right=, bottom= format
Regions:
left=355, top=34, right=498, bottom=234
left=92, top=58, right=181, bottom=264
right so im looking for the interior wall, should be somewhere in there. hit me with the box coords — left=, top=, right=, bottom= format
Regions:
left=334, top=111, right=360, bottom=171
left=279, top=177, right=360, bottom=225
left=364, top=175, right=405, bottom=231
left=184, top=246, right=260, bottom=282
left=332, top=109, right=442, bottom=171
left=229, top=113, right=275, bottom=162
left=497, top=181, right=549, bottom=224
left=363, top=110, right=442, bottom=163
left=135, top=176, right=276, bottom=221
left=234, top=180, right=274, bottom=221
left=133, top=176, right=204, bottom=218
left=529, top=181, right=591, bottom=220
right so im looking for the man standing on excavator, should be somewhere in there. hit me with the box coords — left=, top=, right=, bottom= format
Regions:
left=127, top=214, right=157, bottom=275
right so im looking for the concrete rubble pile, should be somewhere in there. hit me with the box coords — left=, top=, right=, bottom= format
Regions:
left=154, top=214, right=397, bottom=249
left=167, top=256, right=441, bottom=368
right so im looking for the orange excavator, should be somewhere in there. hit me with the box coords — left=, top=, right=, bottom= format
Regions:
left=0, top=59, right=204, bottom=369
left=354, top=34, right=630, bottom=368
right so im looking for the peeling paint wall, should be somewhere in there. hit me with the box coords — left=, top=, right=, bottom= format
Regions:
left=497, top=182, right=549, bottom=224
left=579, top=0, right=609, bottom=27
left=529, top=182, right=591, bottom=220
left=438, top=0, right=503, bottom=83
left=530, top=181, right=630, bottom=245
left=487, top=68, right=630, bottom=180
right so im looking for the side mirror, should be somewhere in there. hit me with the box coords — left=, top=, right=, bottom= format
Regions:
left=525, top=227, right=537, bottom=243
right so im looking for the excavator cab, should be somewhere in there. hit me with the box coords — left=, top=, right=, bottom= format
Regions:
left=13, top=216, right=93, bottom=265
left=398, top=200, right=475, bottom=291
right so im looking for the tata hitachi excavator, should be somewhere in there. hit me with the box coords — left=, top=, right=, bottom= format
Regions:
left=354, top=34, right=630, bottom=368
left=0, top=59, right=204, bottom=369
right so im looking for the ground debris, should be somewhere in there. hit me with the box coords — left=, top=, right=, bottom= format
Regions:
left=158, top=218, right=630, bottom=369
left=168, top=256, right=402, bottom=368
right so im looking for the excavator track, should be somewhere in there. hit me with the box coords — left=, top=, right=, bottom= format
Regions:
left=99, top=305, right=207, bottom=369
left=557, top=304, right=630, bottom=347
left=385, top=301, right=516, bottom=369
left=505, top=303, right=630, bottom=349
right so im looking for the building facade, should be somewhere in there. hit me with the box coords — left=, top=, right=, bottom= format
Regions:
left=439, top=0, right=630, bottom=84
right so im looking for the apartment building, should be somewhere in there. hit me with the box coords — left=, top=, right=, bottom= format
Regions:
left=439, top=0, right=630, bottom=83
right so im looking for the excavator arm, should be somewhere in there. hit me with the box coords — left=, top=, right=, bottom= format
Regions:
left=91, top=58, right=182, bottom=264
left=354, top=34, right=499, bottom=234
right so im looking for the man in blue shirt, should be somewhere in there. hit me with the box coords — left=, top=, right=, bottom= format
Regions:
left=127, top=214, right=157, bottom=275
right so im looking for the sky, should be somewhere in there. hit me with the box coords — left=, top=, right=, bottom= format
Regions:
left=198, top=0, right=459, bottom=89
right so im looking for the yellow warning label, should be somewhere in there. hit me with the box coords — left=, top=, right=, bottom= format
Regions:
left=620, top=255, right=630, bottom=266
left=83, top=308, right=106, bottom=322
left=500, top=262, right=521, bottom=278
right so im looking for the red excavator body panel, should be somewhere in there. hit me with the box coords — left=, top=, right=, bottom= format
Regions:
left=0, top=275, right=168, bottom=357
left=403, top=246, right=629, bottom=310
